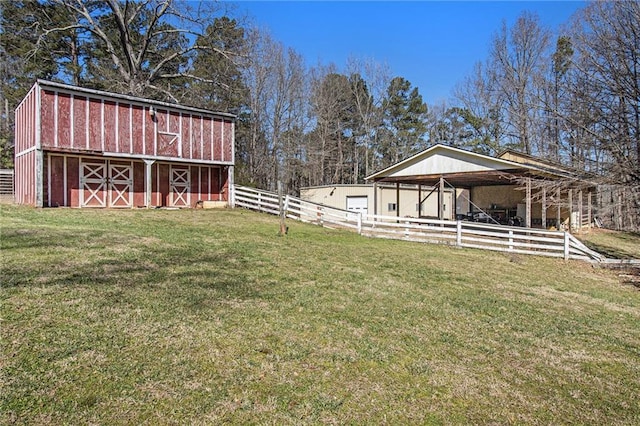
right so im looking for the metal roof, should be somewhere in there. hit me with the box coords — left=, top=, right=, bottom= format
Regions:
left=35, top=79, right=237, bottom=120
left=365, top=144, right=581, bottom=187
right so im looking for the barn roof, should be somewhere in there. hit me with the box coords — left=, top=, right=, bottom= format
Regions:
left=34, top=79, right=236, bottom=120
left=365, top=144, right=580, bottom=187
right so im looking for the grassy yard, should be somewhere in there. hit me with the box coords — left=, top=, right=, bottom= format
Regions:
left=577, top=228, right=640, bottom=260
left=2, top=204, right=639, bottom=425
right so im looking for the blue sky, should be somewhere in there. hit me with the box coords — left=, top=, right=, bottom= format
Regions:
left=233, top=1, right=586, bottom=105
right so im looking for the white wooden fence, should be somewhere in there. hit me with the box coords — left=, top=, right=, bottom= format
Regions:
left=232, top=185, right=606, bottom=263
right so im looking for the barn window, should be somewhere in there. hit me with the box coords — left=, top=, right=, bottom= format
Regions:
left=388, top=203, right=397, bottom=212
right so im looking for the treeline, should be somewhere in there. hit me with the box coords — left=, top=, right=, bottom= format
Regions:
left=1, top=1, right=638, bottom=225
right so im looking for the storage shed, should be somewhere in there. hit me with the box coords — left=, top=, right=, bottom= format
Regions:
left=14, top=80, right=235, bottom=208
left=300, top=183, right=457, bottom=220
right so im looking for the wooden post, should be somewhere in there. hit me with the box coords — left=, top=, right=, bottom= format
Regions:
left=456, top=220, right=462, bottom=247
left=278, top=181, right=287, bottom=235
left=144, top=159, right=155, bottom=208
left=541, top=186, right=547, bottom=229
left=556, top=188, right=561, bottom=229
left=525, top=177, right=531, bottom=228
left=578, top=190, right=583, bottom=231
left=587, top=191, right=592, bottom=228
left=418, top=184, right=422, bottom=217
left=563, top=232, right=570, bottom=260
left=568, top=189, right=573, bottom=231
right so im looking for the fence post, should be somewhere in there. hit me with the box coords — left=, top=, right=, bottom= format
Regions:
left=456, top=220, right=462, bottom=247
left=563, top=232, right=570, bottom=260
left=357, top=212, right=362, bottom=235
left=509, top=230, right=514, bottom=251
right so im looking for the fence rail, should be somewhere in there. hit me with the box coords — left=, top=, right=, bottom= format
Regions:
left=232, top=185, right=606, bottom=263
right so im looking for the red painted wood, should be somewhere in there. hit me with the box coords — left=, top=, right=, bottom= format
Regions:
left=118, top=105, right=131, bottom=154
left=73, top=96, right=87, bottom=149
left=181, top=114, right=190, bottom=159
left=16, top=82, right=234, bottom=208
left=41, top=90, right=56, bottom=148
left=213, top=119, right=222, bottom=161
left=158, top=163, right=170, bottom=207
left=103, top=101, right=117, bottom=152
left=202, top=118, right=212, bottom=161
left=89, top=99, right=102, bottom=151
left=133, top=161, right=145, bottom=207
left=49, top=155, right=65, bottom=207
left=223, top=120, right=233, bottom=162
left=57, top=93, right=71, bottom=149
left=200, top=166, right=209, bottom=201
left=220, top=166, right=229, bottom=201
left=190, top=166, right=199, bottom=203
left=192, top=115, right=202, bottom=161
left=67, top=156, right=80, bottom=207
left=132, top=106, right=144, bottom=154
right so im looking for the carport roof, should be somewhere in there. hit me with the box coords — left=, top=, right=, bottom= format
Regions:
left=365, top=144, right=578, bottom=187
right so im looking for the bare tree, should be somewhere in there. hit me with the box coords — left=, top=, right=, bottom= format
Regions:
left=566, top=0, right=640, bottom=230
left=241, top=29, right=309, bottom=191
left=35, top=0, right=242, bottom=101
left=488, top=12, right=551, bottom=154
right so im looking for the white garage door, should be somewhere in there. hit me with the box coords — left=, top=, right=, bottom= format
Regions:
left=347, top=196, right=368, bottom=217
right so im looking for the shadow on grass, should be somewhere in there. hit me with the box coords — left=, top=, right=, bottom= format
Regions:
left=2, top=227, right=269, bottom=309
left=579, top=235, right=640, bottom=260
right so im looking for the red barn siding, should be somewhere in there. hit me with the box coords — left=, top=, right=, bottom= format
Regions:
left=73, top=96, right=87, bottom=149
left=158, top=163, right=170, bottom=207
left=48, top=155, right=65, bottom=207
left=89, top=99, right=102, bottom=151
left=118, top=104, right=131, bottom=154
left=15, top=80, right=234, bottom=207
left=133, top=162, right=145, bottom=207
left=57, top=93, right=72, bottom=149
left=223, top=120, right=233, bottom=162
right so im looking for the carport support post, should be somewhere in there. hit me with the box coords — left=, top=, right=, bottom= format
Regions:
left=438, top=176, right=444, bottom=220
left=418, top=184, right=422, bottom=217
left=541, top=187, right=547, bottom=229
left=143, top=159, right=155, bottom=208
left=568, top=189, right=573, bottom=231
left=373, top=182, right=378, bottom=218
left=578, top=190, right=583, bottom=231
left=556, top=188, right=561, bottom=229
left=396, top=182, right=400, bottom=220
left=525, top=177, right=531, bottom=228
left=587, top=191, right=592, bottom=228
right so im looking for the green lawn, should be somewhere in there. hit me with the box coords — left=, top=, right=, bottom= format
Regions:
left=577, top=228, right=640, bottom=260
left=2, top=204, right=639, bottom=424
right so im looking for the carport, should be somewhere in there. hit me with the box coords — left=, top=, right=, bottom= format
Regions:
left=366, top=144, right=594, bottom=230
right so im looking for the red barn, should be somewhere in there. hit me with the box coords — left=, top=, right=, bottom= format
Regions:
left=14, top=80, right=235, bottom=208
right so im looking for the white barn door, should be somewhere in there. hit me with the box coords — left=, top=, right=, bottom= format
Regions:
left=170, top=166, right=190, bottom=207
left=108, top=163, right=133, bottom=208
left=80, top=160, right=133, bottom=208
left=80, top=161, right=108, bottom=208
